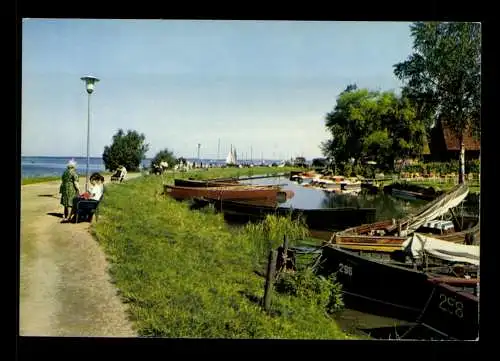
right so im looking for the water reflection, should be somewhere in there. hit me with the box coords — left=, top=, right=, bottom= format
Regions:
left=241, top=177, right=426, bottom=220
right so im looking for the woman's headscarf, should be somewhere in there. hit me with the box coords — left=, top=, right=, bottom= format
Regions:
left=67, top=159, right=77, bottom=168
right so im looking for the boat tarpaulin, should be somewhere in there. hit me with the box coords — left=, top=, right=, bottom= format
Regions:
left=402, top=233, right=479, bottom=266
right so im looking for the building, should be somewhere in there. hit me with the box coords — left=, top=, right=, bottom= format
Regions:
left=425, top=120, right=480, bottom=162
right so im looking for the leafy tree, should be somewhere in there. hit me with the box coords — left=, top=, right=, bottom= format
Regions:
left=321, top=88, right=426, bottom=173
left=151, top=148, right=177, bottom=169
left=102, top=129, right=149, bottom=172
left=393, top=22, right=481, bottom=183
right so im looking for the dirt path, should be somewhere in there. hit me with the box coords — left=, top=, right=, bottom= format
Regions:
left=20, top=174, right=141, bottom=337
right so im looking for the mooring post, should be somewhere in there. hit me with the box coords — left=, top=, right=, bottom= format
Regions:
left=282, top=234, right=289, bottom=268
left=263, top=249, right=277, bottom=312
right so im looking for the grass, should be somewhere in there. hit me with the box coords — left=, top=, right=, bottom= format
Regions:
left=91, top=170, right=352, bottom=339
left=21, top=171, right=115, bottom=185
left=165, top=166, right=302, bottom=182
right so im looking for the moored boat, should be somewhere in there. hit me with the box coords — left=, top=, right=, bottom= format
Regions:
left=384, top=182, right=444, bottom=201
left=201, top=198, right=377, bottom=231
left=330, top=184, right=476, bottom=251
left=174, top=178, right=241, bottom=187
left=316, top=244, right=478, bottom=340
left=164, top=184, right=293, bottom=201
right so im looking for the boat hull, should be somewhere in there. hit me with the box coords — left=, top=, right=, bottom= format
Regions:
left=174, top=178, right=241, bottom=187
left=207, top=199, right=376, bottom=231
left=164, top=185, right=288, bottom=201
left=318, top=245, right=478, bottom=340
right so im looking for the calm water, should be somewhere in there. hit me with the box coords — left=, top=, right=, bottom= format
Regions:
left=241, top=176, right=425, bottom=219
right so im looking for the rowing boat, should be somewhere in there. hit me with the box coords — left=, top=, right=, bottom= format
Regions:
left=164, top=184, right=294, bottom=201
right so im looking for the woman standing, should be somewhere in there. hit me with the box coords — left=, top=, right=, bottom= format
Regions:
left=59, top=159, right=80, bottom=221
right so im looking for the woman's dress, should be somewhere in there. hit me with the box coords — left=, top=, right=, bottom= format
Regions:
left=60, top=168, right=79, bottom=207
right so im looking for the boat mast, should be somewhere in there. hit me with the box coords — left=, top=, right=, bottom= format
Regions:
left=217, top=138, right=220, bottom=161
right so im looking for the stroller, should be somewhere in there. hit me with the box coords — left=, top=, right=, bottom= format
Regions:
left=111, top=167, right=126, bottom=182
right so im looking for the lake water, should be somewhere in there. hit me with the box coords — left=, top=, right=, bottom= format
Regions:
left=241, top=176, right=426, bottom=220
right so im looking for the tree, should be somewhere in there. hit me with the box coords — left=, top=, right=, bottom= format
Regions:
left=102, top=129, right=149, bottom=172
left=321, top=87, right=426, bottom=174
left=151, top=148, right=177, bottom=170
left=394, top=22, right=481, bottom=183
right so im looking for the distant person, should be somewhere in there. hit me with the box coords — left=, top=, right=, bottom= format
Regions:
left=59, top=159, right=80, bottom=221
left=66, top=172, right=104, bottom=223
left=159, top=160, right=169, bottom=173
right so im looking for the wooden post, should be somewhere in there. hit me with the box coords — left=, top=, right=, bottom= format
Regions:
left=283, top=234, right=289, bottom=255
left=263, top=249, right=277, bottom=312
left=277, top=234, right=290, bottom=273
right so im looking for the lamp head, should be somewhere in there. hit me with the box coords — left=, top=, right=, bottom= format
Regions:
left=80, top=75, right=100, bottom=94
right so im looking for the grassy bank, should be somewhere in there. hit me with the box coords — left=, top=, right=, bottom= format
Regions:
left=21, top=167, right=299, bottom=185
left=21, top=171, right=116, bottom=185
left=92, top=171, right=352, bottom=338
left=166, top=166, right=302, bottom=182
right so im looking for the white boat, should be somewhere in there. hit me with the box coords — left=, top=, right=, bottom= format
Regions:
left=225, top=145, right=238, bottom=165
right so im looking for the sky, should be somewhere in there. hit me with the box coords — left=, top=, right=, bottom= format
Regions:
left=22, top=19, right=414, bottom=160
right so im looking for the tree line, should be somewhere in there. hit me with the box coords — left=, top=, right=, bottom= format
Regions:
left=102, top=129, right=176, bottom=172
left=321, top=22, right=480, bottom=183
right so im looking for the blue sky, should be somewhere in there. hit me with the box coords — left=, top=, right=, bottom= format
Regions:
left=22, top=19, right=413, bottom=160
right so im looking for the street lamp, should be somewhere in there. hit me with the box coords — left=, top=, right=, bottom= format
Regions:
left=80, top=75, right=100, bottom=192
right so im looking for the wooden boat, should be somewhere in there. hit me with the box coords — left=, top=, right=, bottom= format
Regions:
left=384, top=182, right=444, bottom=201
left=174, top=178, right=241, bottom=187
left=164, top=184, right=294, bottom=201
left=331, top=184, right=476, bottom=251
left=200, top=198, right=377, bottom=231
left=290, top=171, right=318, bottom=183
left=316, top=244, right=478, bottom=340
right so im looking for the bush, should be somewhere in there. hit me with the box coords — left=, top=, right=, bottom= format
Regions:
left=151, top=148, right=177, bottom=170
left=467, top=159, right=480, bottom=174
left=401, top=160, right=480, bottom=176
left=275, top=269, right=344, bottom=314
left=102, top=129, right=149, bottom=172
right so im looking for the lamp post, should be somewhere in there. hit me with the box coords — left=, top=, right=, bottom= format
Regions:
left=197, top=143, right=201, bottom=165
left=80, top=75, right=100, bottom=192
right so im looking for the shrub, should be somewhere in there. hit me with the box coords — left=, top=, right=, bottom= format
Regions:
left=401, top=160, right=480, bottom=176
left=275, top=269, right=344, bottom=314
left=150, top=148, right=177, bottom=170
left=244, top=215, right=308, bottom=267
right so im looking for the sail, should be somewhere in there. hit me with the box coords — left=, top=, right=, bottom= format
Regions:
left=400, top=184, right=469, bottom=236
left=226, top=145, right=236, bottom=165
left=402, top=233, right=479, bottom=266
left=233, top=147, right=237, bottom=163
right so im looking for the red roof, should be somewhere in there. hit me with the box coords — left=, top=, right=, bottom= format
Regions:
left=441, top=122, right=480, bottom=151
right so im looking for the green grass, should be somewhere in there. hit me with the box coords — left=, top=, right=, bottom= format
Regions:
left=92, top=172, right=352, bottom=339
left=22, top=171, right=115, bottom=185
left=166, top=166, right=302, bottom=182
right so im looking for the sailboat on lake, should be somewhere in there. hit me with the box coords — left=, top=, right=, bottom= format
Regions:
left=226, top=144, right=238, bottom=166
